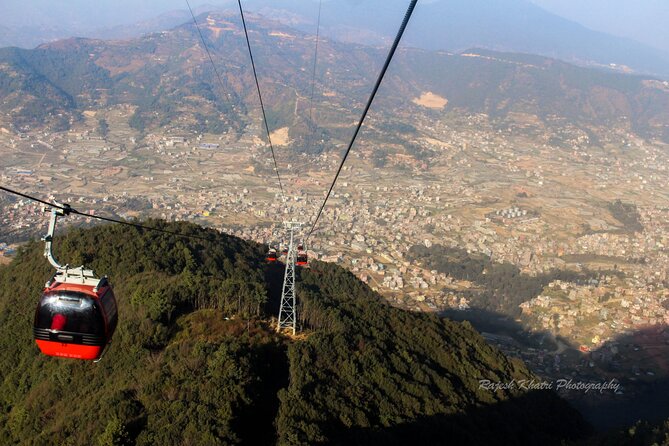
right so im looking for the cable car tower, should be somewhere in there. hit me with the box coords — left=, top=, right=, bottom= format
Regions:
left=277, top=221, right=302, bottom=335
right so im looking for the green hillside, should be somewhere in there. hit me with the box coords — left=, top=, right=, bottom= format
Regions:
left=279, top=261, right=589, bottom=445
left=0, top=221, right=591, bottom=445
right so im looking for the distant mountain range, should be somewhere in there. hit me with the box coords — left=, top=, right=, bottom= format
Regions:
left=1, top=12, right=668, bottom=146
left=1, top=0, right=669, bottom=79
left=294, top=0, right=669, bottom=79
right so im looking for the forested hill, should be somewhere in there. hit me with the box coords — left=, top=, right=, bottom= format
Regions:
left=0, top=221, right=592, bottom=445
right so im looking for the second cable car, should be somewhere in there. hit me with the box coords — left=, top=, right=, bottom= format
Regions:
left=266, top=247, right=278, bottom=263
left=296, top=243, right=308, bottom=267
left=32, top=206, right=117, bottom=361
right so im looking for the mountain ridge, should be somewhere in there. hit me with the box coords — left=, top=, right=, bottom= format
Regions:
left=1, top=0, right=668, bottom=78
left=248, top=0, right=669, bottom=78
left=1, top=13, right=669, bottom=146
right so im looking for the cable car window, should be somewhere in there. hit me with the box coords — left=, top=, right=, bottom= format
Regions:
left=101, top=290, right=118, bottom=334
left=101, top=290, right=117, bottom=320
left=35, top=291, right=104, bottom=335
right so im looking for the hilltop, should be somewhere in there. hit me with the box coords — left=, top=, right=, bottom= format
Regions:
left=0, top=221, right=591, bottom=445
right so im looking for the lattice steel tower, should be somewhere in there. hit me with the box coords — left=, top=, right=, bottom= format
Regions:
left=277, top=222, right=302, bottom=334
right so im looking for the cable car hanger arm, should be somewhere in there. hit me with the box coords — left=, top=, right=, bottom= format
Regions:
left=43, top=205, right=69, bottom=270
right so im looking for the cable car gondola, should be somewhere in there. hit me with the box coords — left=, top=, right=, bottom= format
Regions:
left=33, top=206, right=117, bottom=361
left=34, top=273, right=117, bottom=361
left=266, top=247, right=278, bottom=263
left=296, top=243, right=308, bottom=267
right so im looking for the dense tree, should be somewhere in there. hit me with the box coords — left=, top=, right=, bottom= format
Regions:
left=275, top=261, right=590, bottom=445
left=0, top=222, right=282, bottom=445
left=98, top=118, right=109, bottom=138
left=607, top=200, right=643, bottom=233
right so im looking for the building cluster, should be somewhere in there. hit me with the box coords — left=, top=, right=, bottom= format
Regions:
left=3, top=113, right=669, bottom=356
left=521, top=277, right=669, bottom=348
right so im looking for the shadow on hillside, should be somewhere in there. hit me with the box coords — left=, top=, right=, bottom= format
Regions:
left=441, top=307, right=565, bottom=351
left=265, top=261, right=287, bottom=315
left=443, top=307, right=669, bottom=432
left=236, top=339, right=289, bottom=446
left=571, top=326, right=669, bottom=432
left=263, top=259, right=669, bottom=435
left=330, top=390, right=590, bottom=446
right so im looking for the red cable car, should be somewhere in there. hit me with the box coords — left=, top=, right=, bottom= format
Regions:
left=266, top=247, right=278, bottom=263
left=296, top=243, right=308, bottom=266
left=34, top=273, right=117, bottom=361
left=33, top=206, right=117, bottom=361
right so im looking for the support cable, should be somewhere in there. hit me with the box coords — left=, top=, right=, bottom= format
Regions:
left=236, top=0, right=286, bottom=200
left=306, top=0, right=418, bottom=241
left=1, top=186, right=215, bottom=242
left=185, top=0, right=234, bottom=113
left=308, top=0, right=323, bottom=124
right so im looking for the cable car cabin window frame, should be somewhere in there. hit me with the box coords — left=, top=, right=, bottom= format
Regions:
left=35, top=291, right=105, bottom=337
left=100, top=288, right=118, bottom=336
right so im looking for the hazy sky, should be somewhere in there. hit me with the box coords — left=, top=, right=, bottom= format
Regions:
left=531, top=0, right=669, bottom=51
left=0, top=0, right=225, bottom=26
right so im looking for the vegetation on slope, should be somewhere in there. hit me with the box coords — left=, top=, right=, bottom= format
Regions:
left=0, top=221, right=284, bottom=445
left=607, top=200, right=643, bottom=233
left=277, top=261, right=590, bottom=445
left=0, top=222, right=592, bottom=445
